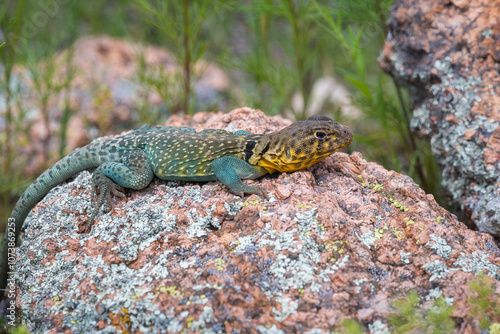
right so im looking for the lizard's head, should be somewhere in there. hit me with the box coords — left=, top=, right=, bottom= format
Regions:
left=252, top=115, right=353, bottom=173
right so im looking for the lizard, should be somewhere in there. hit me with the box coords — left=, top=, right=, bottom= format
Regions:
left=0, top=115, right=352, bottom=298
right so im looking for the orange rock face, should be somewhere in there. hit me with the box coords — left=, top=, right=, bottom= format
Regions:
left=13, top=109, right=500, bottom=332
left=379, top=0, right=500, bottom=235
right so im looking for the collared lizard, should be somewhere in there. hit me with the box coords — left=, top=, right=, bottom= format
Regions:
left=0, top=115, right=352, bottom=298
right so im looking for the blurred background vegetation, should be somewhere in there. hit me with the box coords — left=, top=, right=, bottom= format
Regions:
left=0, top=0, right=450, bottom=228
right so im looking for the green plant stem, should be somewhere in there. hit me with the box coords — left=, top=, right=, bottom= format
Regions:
left=374, top=0, right=388, bottom=37
left=3, top=70, right=12, bottom=177
left=259, top=3, right=271, bottom=55
left=373, top=1, right=430, bottom=193
left=1, top=0, right=25, bottom=176
left=258, top=5, right=271, bottom=108
left=41, top=104, right=51, bottom=168
left=393, top=82, right=431, bottom=193
left=286, top=0, right=308, bottom=120
left=182, top=0, right=191, bottom=115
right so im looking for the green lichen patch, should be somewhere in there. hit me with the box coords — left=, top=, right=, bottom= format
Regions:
left=359, top=176, right=409, bottom=212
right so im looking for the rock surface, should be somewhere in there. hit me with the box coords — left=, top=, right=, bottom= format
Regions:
left=379, top=0, right=500, bottom=235
left=14, top=109, right=500, bottom=333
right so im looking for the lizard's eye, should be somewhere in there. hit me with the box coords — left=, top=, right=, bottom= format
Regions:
left=315, top=131, right=326, bottom=140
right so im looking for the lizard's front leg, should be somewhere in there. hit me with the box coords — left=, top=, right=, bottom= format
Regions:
left=211, top=156, right=269, bottom=198
left=89, top=149, right=154, bottom=229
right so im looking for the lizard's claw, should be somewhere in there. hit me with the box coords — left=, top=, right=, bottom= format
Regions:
left=241, top=185, right=268, bottom=200
left=256, top=187, right=269, bottom=200
left=87, top=173, right=125, bottom=232
left=110, top=185, right=126, bottom=199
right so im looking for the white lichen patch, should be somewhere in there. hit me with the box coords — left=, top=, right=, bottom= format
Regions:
left=224, top=201, right=243, bottom=216
left=434, top=57, right=454, bottom=73
left=189, top=306, right=215, bottom=332
left=426, top=234, right=452, bottom=258
left=175, top=184, right=206, bottom=207
left=425, top=287, right=442, bottom=300
left=425, top=287, right=454, bottom=306
left=179, top=258, right=197, bottom=269
left=304, top=329, right=327, bottom=334
left=453, top=251, right=500, bottom=280
left=368, top=320, right=390, bottom=334
left=357, top=230, right=376, bottom=249
left=259, top=228, right=299, bottom=254
left=149, top=250, right=174, bottom=278
left=295, top=208, right=324, bottom=263
left=400, top=251, right=411, bottom=264
left=185, top=205, right=221, bottom=238
left=273, top=296, right=299, bottom=322
left=257, top=325, right=285, bottom=334
left=482, top=29, right=493, bottom=38
left=352, top=277, right=370, bottom=294
left=318, top=255, right=349, bottom=283
left=423, top=260, right=449, bottom=281
left=270, top=254, right=317, bottom=291
left=230, top=221, right=300, bottom=254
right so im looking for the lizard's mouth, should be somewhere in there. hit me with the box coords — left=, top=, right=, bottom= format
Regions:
left=315, top=124, right=352, bottom=157
left=258, top=149, right=334, bottom=174
left=336, top=124, right=353, bottom=150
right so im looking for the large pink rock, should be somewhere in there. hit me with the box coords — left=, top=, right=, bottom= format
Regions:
left=13, top=108, right=500, bottom=333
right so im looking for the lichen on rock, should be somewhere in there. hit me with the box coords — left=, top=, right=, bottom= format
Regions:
left=379, top=0, right=500, bottom=235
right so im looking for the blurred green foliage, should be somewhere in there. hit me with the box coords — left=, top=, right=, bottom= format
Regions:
left=387, top=290, right=455, bottom=334
left=338, top=276, right=500, bottom=333
left=469, top=274, right=500, bottom=330
left=0, top=0, right=447, bottom=223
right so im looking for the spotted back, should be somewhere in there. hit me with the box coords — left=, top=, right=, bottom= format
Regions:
left=146, top=131, right=246, bottom=180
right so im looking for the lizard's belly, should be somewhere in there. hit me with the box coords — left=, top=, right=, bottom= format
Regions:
left=156, top=174, right=218, bottom=182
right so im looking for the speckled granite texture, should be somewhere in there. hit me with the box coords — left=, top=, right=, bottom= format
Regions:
left=379, top=0, right=500, bottom=235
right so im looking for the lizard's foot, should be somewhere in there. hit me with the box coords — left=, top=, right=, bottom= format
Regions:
left=210, top=156, right=269, bottom=200
left=234, top=184, right=268, bottom=200
left=252, top=186, right=269, bottom=200
left=87, top=173, right=126, bottom=232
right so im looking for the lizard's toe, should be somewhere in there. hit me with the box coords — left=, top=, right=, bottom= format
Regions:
left=111, top=185, right=125, bottom=198
left=259, top=189, right=269, bottom=200
left=239, top=184, right=267, bottom=200
left=88, top=172, right=127, bottom=231
left=254, top=187, right=268, bottom=200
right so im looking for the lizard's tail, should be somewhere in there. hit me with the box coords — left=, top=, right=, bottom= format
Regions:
left=0, top=147, right=100, bottom=299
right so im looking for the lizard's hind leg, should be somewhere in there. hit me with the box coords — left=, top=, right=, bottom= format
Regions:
left=88, top=149, right=154, bottom=230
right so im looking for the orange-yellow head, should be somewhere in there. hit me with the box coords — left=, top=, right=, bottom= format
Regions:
left=248, top=115, right=353, bottom=173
